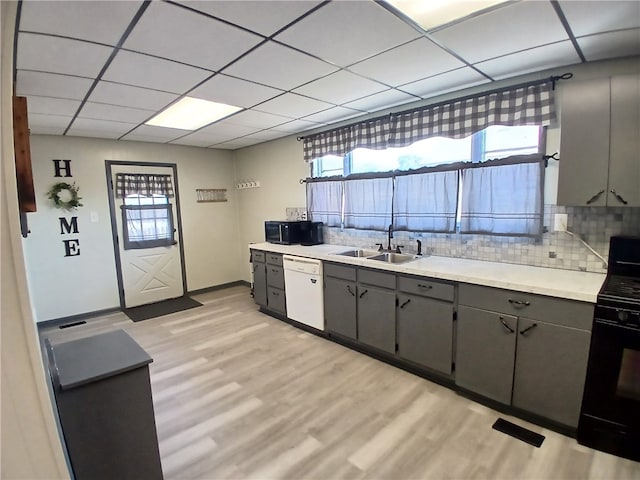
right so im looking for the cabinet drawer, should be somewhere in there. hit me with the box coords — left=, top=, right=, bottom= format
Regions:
left=358, top=268, right=396, bottom=289
left=251, top=250, right=265, bottom=263
left=266, top=253, right=283, bottom=266
left=458, top=284, right=593, bottom=330
left=267, top=287, right=286, bottom=314
left=397, top=276, right=454, bottom=302
left=266, top=265, right=284, bottom=289
left=324, top=262, right=356, bottom=281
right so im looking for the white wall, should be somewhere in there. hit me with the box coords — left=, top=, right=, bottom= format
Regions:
left=24, top=136, right=243, bottom=322
left=233, top=135, right=308, bottom=280
left=1, top=1, right=69, bottom=477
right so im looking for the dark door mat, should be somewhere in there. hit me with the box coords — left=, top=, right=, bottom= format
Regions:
left=123, top=296, right=202, bottom=322
left=492, top=418, right=545, bottom=447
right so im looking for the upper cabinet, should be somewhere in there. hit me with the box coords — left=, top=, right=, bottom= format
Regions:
left=557, top=74, right=640, bottom=207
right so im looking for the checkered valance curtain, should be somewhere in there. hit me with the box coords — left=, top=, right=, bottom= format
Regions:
left=302, top=82, right=555, bottom=161
left=115, top=173, right=175, bottom=198
left=303, top=117, right=390, bottom=163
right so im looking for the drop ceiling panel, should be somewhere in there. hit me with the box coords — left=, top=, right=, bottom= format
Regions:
left=124, top=1, right=263, bottom=71
left=302, top=106, right=362, bottom=124
left=255, top=93, right=333, bottom=118
left=474, top=41, right=581, bottom=80
left=220, top=110, right=291, bottom=129
left=190, top=74, right=283, bottom=108
left=67, top=118, right=138, bottom=139
left=26, top=96, right=81, bottom=117
left=102, top=50, right=211, bottom=93
left=293, top=70, right=388, bottom=105
left=349, top=38, right=465, bottom=87
left=271, top=119, right=323, bottom=133
left=16, top=33, right=114, bottom=78
left=577, top=29, right=640, bottom=61
left=177, top=1, right=322, bottom=36
left=19, top=0, right=142, bottom=45
left=212, top=137, right=264, bottom=149
left=121, top=125, right=188, bottom=143
left=15, top=71, right=93, bottom=100
left=274, top=1, right=421, bottom=67
left=78, top=102, right=155, bottom=124
left=88, top=81, right=179, bottom=111
left=559, top=0, right=640, bottom=37
left=342, top=89, right=418, bottom=113
left=223, top=42, right=338, bottom=90
left=27, top=113, right=73, bottom=134
left=431, top=2, right=568, bottom=64
left=400, top=67, right=490, bottom=99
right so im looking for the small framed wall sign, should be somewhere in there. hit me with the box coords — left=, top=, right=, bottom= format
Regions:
left=196, top=188, right=227, bottom=203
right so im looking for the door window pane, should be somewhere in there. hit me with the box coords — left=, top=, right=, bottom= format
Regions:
left=122, top=194, right=174, bottom=249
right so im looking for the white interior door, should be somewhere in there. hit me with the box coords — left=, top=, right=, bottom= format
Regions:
left=110, top=164, right=184, bottom=308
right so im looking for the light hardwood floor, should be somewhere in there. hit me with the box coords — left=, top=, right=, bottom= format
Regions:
left=40, top=285, right=639, bottom=480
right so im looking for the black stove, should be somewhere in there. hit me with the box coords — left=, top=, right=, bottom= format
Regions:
left=578, top=236, right=640, bottom=462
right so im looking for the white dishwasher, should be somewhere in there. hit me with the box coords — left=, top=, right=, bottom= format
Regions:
left=283, top=255, right=324, bottom=331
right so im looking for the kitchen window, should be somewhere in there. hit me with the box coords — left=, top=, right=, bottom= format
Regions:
left=312, top=125, right=541, bottom=176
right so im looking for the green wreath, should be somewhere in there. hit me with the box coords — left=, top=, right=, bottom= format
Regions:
left=47, top=182, right=83, bottom=211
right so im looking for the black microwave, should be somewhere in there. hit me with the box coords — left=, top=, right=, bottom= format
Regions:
left=264, top=221, right=324, bottom=245
left=264, top=221, right=303, bottom=244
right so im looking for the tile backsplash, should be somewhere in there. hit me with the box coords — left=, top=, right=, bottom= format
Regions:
left=323, top=205, right=640, bottom=273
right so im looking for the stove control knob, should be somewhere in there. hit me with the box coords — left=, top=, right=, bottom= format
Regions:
left=617, top=310, right=629, bottom=323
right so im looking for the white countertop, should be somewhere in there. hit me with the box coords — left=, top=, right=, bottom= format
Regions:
left=250, top=242, right=606, bottom=303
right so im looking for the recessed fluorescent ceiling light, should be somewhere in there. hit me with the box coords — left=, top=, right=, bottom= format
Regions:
left=146, top=97, right=242, bottom=130
left=385, top=0, right=509, bottom=30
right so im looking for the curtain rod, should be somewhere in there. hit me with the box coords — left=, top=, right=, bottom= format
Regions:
left=297, top=72, right=573, bottom=142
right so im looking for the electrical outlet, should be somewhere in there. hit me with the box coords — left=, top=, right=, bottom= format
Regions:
left=554, top=213, right=568, bottom=232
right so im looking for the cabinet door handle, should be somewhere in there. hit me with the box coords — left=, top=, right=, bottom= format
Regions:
left=272, top=291, right=279, bottom=297
left=359, top=289, right=368, bottom=298
left=610, top=189, right=628, bottom=205
left=400, top=299, right=411, bottom=309
left=346, top=285, right=355, bottom=297
left=508, top=299, right=530, bottom=307
left=417, top=284, right=433, bottom=290
left=520, top=323, right=538, bottom=335
left=586, top=189, right=605, bottom=205
left=499, top=317, right=515, bottom=334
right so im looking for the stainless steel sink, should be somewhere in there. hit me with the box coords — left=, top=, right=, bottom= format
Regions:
left=333, top=249, right=380, bottom=258
left=367, top=252, right=418, bottom=264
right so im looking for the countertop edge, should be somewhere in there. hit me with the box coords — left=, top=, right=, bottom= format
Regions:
left=249, top=242, right=605, bottom=303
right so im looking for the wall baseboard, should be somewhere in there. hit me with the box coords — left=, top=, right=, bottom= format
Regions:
left=37, top=307, right=121, bottom=330
left=37, top=281, right=250, bottom=330
left=188, top=280, right=250, bottom=296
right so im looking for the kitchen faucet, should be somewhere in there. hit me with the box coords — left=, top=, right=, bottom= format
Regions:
left=387, top=224, right=393, bottom=251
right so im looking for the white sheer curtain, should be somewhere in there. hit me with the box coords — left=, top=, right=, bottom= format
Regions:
left=460, top=161, right=543, bottom=236
left=393, top=171, right=458, bottom=232
left=306, top=181, right=343, bottom=227
left=344, top=177, right=393, bottom=230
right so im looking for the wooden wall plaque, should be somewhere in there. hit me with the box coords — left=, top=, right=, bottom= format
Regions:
left=13, top=96, right=36, bottom=212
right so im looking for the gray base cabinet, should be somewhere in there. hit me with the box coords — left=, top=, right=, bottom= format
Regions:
left=456, top=305, right=517, bottom=405
left=47, top=330, right=162, bottom=480
left=512, top=318, right=591, bottom=427
left=324, top=276, right=357, bottom=339
left=252, top=258, right=267, bottom=307
left=251, top=250, right=285, bottom=315
left=357, top=284, right=396, bottom=354
left=456, top=283, right=594, bottom=428
left=397, top=294, right=453, bottom=375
